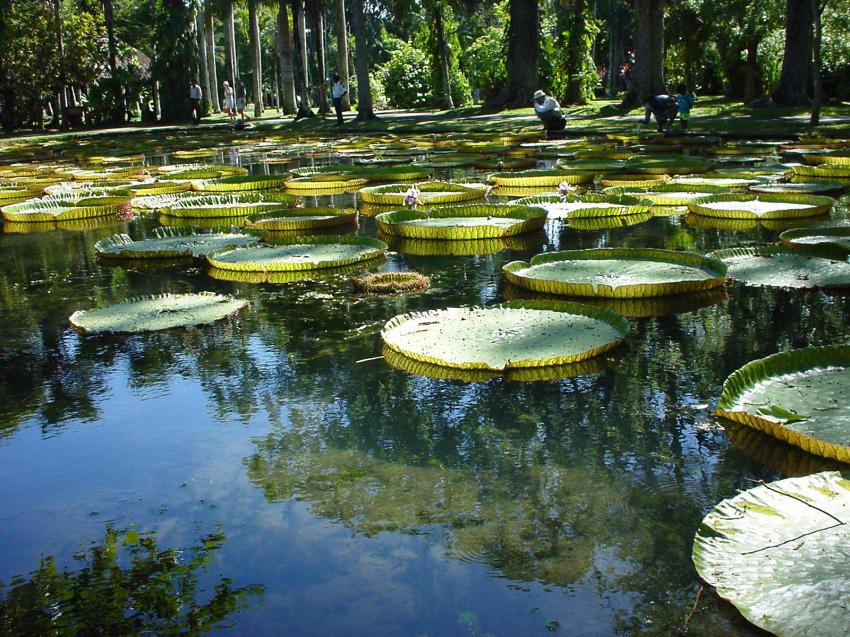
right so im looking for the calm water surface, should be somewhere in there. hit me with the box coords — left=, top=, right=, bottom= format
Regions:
left=1, top=149, right=848, bottom=636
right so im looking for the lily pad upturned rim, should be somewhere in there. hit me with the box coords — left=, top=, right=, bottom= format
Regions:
left=503, top=248, right=728, bottom=298
left=381, top=299, right=630, bottom=371
left=284, top=176, right=369, bottom=191
left=358, top=181, right=487, bottom=205
left=1, top=195, right=131, bottom=222
left=247, top=207, right=357, bottom=231
left=693, top=470, right=850, bottom=637
left=374, top=204, right=547, bottom=240
left=190, top=175, right=290, bottom=192
left=714, top=345, right=850, bottom=463
left=687, top=192, right=835, bottom=219
left=514, top=193, right=652, bottom=218
left=158, top=193, right=299, bottom=218
left=708, top=244, right=850, bottom=289
left=94, top=228, right=260, bottom=259
left=206, top=235, right=387, bottom=272
left=487, top=170, right=595, bottom=187
left=69, top=292, right=248, bottom=334
left=779, top=226, right=850, bottom=259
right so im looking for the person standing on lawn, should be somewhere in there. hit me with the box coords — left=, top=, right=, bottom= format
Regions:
left=332, top=74, right=347, bottom=126
left=189, top=80, right=202, bottom=124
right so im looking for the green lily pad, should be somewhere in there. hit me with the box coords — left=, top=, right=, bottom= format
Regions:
left=358, top=181, right=487, bottom=205
left=708, top=245, right=850, bottom=289
left=206, top=235, right=386, bottom=272
left=374, top=204, right=547, bottom=240
left=714, top=345, right=850, bottom=462
left=247, top=207, right=357, bottom=231
left=1, top=196, right=131, bottom=222
left=514, top=194, right=651, bottom=219
left=487, top=169, right=595, bottom=187
left=688, top=193, right=834, bottom=220
left=191, top=175, right=289, bottom=192
left=749, top=182, right=848, bottom=196
left=603, top=183, right=729, bottom=206
left=95, top=228, right=259, bottom=259
left=69, top=292, right=248, bottom=334
left=381, top=300, right=629, bottom=371
left=693, top=471, right=850, bottom=637
left=779, top=226, right=850, bottom=259
left=158, top=193, right=298, bottom=218
left=503, top=248, right=727, bottom=298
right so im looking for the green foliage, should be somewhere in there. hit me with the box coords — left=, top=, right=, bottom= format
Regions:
left=0, top=527, right=263, bottom=634
left=422, top=3, right=471, bottom=108
left=462, top=2, right=508, bottom=102
left=377, top=37, right=432, bottom=108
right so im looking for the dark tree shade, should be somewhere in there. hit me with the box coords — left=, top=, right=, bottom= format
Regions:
left=487, top=0, right=539, bottom=109
left=772, top=0, right=814, bottom=106
left=628, top=0, right=665, bottom=106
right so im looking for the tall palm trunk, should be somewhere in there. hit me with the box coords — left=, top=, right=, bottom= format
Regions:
left=277, top=0, right=297, bottom=114
left=334, top=0, right=350, bottom=109
left=433, top=3, right=453, bottom=109
left=309, top=0, right=330, bottom=113
left=101, top=0, right=124, bottom=122
left=195, top=7, right=212, bottom=112
left=810, top=0, right=823, bottom=125
left=290, top=0, right=314, bottom=117
left=205, top=12, right=220, bottom=111
left=625, top=0, right=665, bottom=108
left=486, top=0, right=538, bottom=109
left=53, top=0, right=68, bottom=127
left=772, top=0, right=814, bottom=106
left=224, top=2, right=238, bottom=86
left=349, top=0, right=375, bottom=120
left=248, top=0, right=263, bottom=116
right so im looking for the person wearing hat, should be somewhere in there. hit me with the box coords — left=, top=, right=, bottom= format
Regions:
left=533, top=90, right=566, bottom=131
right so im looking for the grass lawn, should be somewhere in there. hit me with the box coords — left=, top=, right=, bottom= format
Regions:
left=2, top=97, right=849, bottom=150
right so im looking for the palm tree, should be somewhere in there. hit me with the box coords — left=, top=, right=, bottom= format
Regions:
left=224, top=1, right=238, bottom=86
left=487, top=0, right=538, bottom=109
left=290, top=0, right=314, bottom=117
left=248, top=0, right=264, bottom=116
left=348, top=0, right=375, bottom=120
left=101, top=0, right=124, bottom=122
left=204, top=7, right=221, bottom=111
left=334, top=0, right=350, bottom=110
left=277, top=0, right=297, bottom=113
left=308, top=0, right=330, bottom=113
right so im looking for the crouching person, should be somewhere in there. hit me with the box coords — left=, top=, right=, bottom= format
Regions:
left=533, top=90, right=566, bottom=136
left=643, top=94, right=679, bottom=132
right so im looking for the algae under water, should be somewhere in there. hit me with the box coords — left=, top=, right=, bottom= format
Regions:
left=1, top=145, right=850, bottom=636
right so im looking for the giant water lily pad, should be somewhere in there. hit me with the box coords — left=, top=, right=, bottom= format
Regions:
left=284, top=175, right=368, bottom=192
left=487, top=170, right=595, bottom=187
left=381, top=300, right=629, bottom=371
left=95, top=228, right=259, bottom=259
left=779, top=226, right=850, bottom=259
left=191, top=175, right=289, bottom=192
left=714, top=345, right=850, bottom=462
left=709, top=245, right=850, bottom=289
left=358, top=181, right=487, bottom=205
left=515, top=194, right=651, bottom=219
left=69, top=292, right=248, bottom=334
left=374, top=204, right=546, bottom=240
left=749, top=181, right=848, bottom=196
left=688, top=193, right=834, bottom=220
left=1, top=196, right=131, bottom=222
left=603, top=183, right=729, bottom=206
left=247, top=207, right=357, bottom=231
left=503, top=248, right=727, bottom=298
left=207, top=235, right=386, bottom=272
left=158, top=193, right=298, bottom=218
left=693, top=471, right=850, bottom=637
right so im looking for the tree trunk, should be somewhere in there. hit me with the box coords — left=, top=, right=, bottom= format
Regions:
left=290, top=0, right=314, bottom=117
left=277, top=0, right=297, bottom=114
left=486, top=0, right=539, bottom=109
left=248, top=0, right=264, bottom=116
left=295, top=0, right=310, bottom=93
left=196, top=8, right=212, bottom=114
left=810, top=0, right=822, bottom=125
left=205, top=12, right=220, bottom=111
left=349, top=0, right=375, bottom=120
left=101, top=0, right=124, bottom=123
left=53, top=0, right=67, bottom=128
left=607, top=9, right=625, bottom=97
left=743, top=37, right=760, bottom=102
left=225, top=2, right=238, bottom=86
left=772, top=0, right=814, bottom=106
left=334, top=0, right=350, bottom=109
left=565, top=0, right=589, bottom=105
left=433, top=3, right=454, bottom=109
left=310, top=0, right=330, bottom=113
left=625, top=0, right=665, bottom=108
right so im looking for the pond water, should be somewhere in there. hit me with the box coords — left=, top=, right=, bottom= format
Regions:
left=1, top=144, right=849, bottom=636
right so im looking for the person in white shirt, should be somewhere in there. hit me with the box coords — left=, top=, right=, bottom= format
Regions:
left=533, top=90, right=566, bottom=132
left=189, top=80, right=202, bottom=124
left=222, top=81, right=235, bottom=125
left=332, top=74, right=347, bottom=126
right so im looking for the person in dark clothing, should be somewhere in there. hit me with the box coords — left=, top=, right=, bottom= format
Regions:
left=643, top=94, right=679, bottom=132
left=331, top=74, right=347, bottom=126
